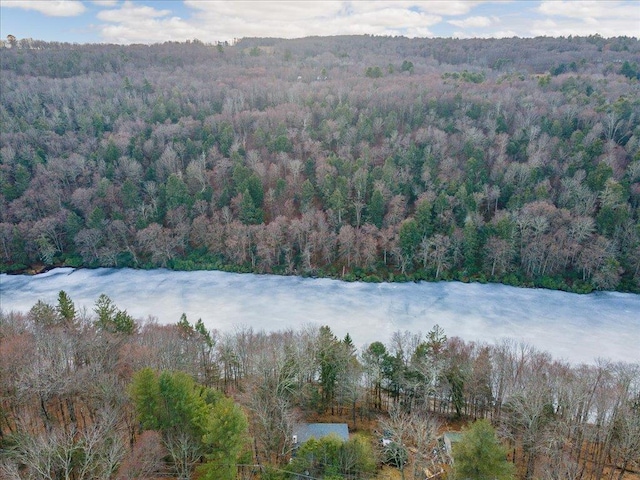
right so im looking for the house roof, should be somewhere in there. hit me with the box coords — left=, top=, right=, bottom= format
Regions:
left=443, top=431, right=464, bottom=456
left=443, top=432, right=463, bottom=443
left=293, top=423, right=349, bottom=444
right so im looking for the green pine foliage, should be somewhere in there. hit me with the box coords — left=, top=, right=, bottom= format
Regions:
left=129, top=368, right=248, bottom=480
left=453, top=419, right=515, bottom=480
left=94, top=294, right=136, bottom=334
left=287, top=434, right=376, bottom=478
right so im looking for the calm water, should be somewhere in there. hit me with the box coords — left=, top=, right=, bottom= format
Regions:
left=1, top=267, right=639, bottom=364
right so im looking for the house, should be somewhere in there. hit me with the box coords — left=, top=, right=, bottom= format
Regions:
left=442, top=431, right=463, bottom=462
left=292, top=423, right=349, bottom=447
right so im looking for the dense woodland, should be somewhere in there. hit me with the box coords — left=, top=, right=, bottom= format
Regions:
left=1, top=35, right=640, bottom=291
left=1, top=294, right=639, bottom=479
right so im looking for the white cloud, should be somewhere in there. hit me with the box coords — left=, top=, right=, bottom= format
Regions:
left=96, top=0, right=452, bottom=43
left=456, top=29, right=518, bottom=39
left=96, top=1, right=197, bottom=43
left=538, top=0, right=632, bottom=19
left=96, top=1, right=170, bottom=21
left=448, top=16, right=493, bottom=28
left=446, top=13, right=509, bottom=38
left=2, top=0, right=85, bottom=16
left=184, top=1, right=345, bottom=23
left=92, top=0, right=118, bottom=6
left=92, top=0, right=639, bottom=45
left=344, top=1, right=483, bottom=16
left=183, top=1, right=444, bottom=38
left=533, top=0, right=640, bottom=36
left=530, top=17, right=639, bottom=37
left=486, top=29, right=518, bottom=38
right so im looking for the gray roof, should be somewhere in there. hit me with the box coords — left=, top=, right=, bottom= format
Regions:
left=293, top=423, right=349, bottom=444
left=443, top=431, right=464, bottom=455
left=443, top=432, right=463, bottom=443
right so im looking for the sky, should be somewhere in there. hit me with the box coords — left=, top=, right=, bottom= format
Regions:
left=0, top=0, right=638, bottom=45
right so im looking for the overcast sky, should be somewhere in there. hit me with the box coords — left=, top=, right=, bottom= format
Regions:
left=0, top=1, right=638, bottom=44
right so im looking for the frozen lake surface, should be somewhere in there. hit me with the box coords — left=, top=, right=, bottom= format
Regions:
left=1, top=268, right=639, bottom=364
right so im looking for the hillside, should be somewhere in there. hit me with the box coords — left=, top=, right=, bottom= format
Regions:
left=1, top=35, right=639, bottom=291
left=1, top=295, right=639, bottom=479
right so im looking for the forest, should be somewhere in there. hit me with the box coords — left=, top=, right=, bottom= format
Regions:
left=1, top=35, right=640, bottom=292
left=1, top=293, right=639, bottom=479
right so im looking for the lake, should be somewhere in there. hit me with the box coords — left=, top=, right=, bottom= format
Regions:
left=1, top=267, right=639, bottom=364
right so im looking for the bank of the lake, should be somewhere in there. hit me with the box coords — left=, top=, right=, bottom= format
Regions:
left=1, top=267, right=639, bottom=365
